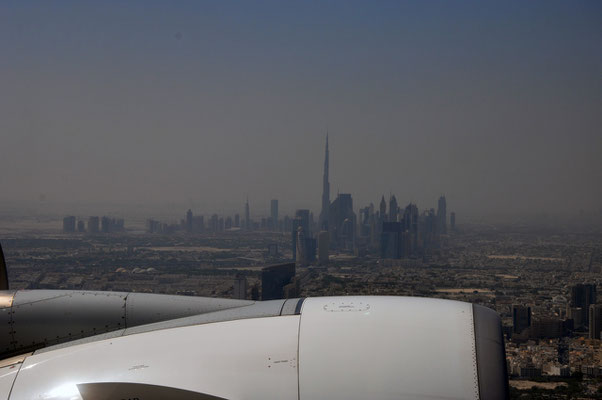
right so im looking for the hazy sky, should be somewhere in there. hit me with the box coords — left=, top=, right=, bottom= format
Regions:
left=1, top=1, right=600, bottom=218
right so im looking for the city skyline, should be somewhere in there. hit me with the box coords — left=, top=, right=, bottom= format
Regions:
left=0, top=130, right=598, bottom=225
left=2, top=134, right=459, bottom=223
left=60, top=137, right=459, bottom=233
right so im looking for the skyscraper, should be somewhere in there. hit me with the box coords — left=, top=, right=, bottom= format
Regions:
left=270, top=199, right=279, bottom=231
left=359, top=206, right=371, bottom=238
left=512, top=305, right=532, bottom=334
left=570, top=284, right=597, bottom=326
left=589, top=304, right=602, bottom=340
left=389, top=195, right=398, bottom=222
left=296, top=226, right=307, bottom=267
left=381, top=222, right=403, bottom=259
left=210, top=214, right=219, bottom=232
left=289, top=209, right=316, bottom=264
left=419, top=209, right=437, bottom=250
left=295, top=209, right=311, bottom=236
left=318, top=134, right=330, bottom=231
left=185, top=209, right=193, bottom=233
left=450, top=212, right=456, bottom=231
left=245, top=197, right=250, bottom=230
left=329, top=193, right=356, bottom=251
left=292, top=210, right=314, bottom=263
left=261, top=263, right=295, bottom=301
left=292, top=218, right=302, bottom=261
left=192, top=216, right=204, bottom=233
left=87, top=216, right=99, bottom=233
left=437, top=195, right=447, bottom=234
left=379, top=196, right=387, bottom=221
left=63, top=216, right=76, bottom=233
left=403, top=203, right=419, bottom=257
left=101, top=216, right=111, bottom=233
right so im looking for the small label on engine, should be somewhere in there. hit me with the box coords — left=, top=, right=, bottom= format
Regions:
left=323, top=301, right=370, bottom=312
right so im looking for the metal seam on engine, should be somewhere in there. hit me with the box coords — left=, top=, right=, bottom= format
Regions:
left=123, top=292, right=131, bottom=329
left=294, top=298, right=305, bottom=315
left=471, top=304, right=481, bottom=400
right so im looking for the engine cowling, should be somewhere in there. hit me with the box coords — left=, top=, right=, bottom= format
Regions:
left=0, top=296, right=508, bottom=400
left=0, top=290, right=253, bottom=357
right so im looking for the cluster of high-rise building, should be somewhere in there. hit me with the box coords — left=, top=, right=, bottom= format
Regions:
left=288, top=136, right=457, bottom=265
left=511, top=283, right=602, bottom=341
left=63, top=137, right=455, bottom=265
left=147, top=199, right=292, bottom=235
left=289, top=136, right=356, bottom=266
left=367, top=195, right=450, bottom=259
left=569, top=283, right=602, bottom=339
left=63, top=216, right=124, bottom=234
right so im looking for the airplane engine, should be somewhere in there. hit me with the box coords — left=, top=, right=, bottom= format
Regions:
left=0, top=290, right=253, bottom=358
left=0, top=296, right=508, bottom=400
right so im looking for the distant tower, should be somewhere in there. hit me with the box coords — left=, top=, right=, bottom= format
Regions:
left=380, top=221, right=403, bottom=259
left=62, top=216, right=76, bottom=233
left=389, top=195, right=398, bottom=222
left=295, top=209, right=311, bottom=237
left=318, top=134, right=330, bottom=231
left=101, top=216, right=112, bottom=233
left=512, top=305, right=532, bottom=334
left=329, top=194, right=356, bottom=251
left=437, top=195, right=447, bottom=234
left=296, top=226, right=307, bottom=267
left=185, top=209, right=193, bottom=233
left=450, top=212, right=456, bottom=231
left=571, top=284, right=596, bottom=326
left=87, top=216, right=100, bottom=233
left=589, top=304, right=602, bottom=340
left=379, top=196, right=387, bottom=221
left=245, top=197, right=250, bottom=230
left=402, top=203, right=419, bottom=257
left=270, top=199, right=279, bottom=231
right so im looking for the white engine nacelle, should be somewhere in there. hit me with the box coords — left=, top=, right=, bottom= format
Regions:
left=0, top=296, right=507, bottom=400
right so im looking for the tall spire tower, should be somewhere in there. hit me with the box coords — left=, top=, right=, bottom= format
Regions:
left=319, top=134, right=330, bottom=231
left=245, top=196, right=250, bottom=230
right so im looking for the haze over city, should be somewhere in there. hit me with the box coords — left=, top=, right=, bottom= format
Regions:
left=2, top=2, right=602, bottom=398
left=1, top=1, right=601, bottom=220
